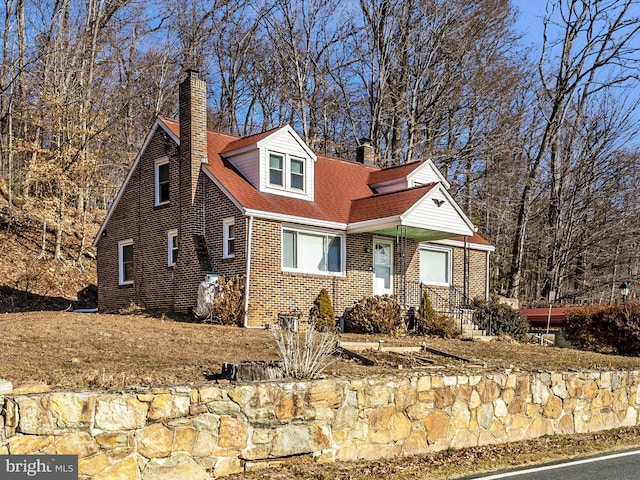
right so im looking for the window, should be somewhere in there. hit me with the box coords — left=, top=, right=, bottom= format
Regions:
left=282, top=228, right=343, bottom=275
left=167, top=229, right=178, bottom=267
left=268, top=151, right=306, bottom=192
left=155, top=159, right=170, bottom=205
left=223, top=218, right=235, bottom=258
left=269, top=153, right=284, bottom=187
left=118, top=239, right=134, bottom=285
left=290, top=157, right=304, bottom=190
left=420, top=246, right=451, bottom=286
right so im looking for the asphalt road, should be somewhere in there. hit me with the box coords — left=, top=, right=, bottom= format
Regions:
left=465, top=449, right=640, bottom=480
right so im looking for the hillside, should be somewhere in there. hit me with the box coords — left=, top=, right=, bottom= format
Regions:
left=0, top=194, right=99, bottom=312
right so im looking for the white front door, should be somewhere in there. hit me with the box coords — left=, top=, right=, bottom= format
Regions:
left=373, top=239, right=393, bottom=295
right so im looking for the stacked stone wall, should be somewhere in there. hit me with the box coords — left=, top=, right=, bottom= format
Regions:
left=2, top=369, right=640, bottom=478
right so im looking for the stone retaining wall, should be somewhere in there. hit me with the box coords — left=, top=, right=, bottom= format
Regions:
left=2, top=370, right=640, bottom=479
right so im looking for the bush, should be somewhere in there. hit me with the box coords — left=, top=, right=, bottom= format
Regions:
left=414, top=292, right=459, bottom=338
left=344, top=295, right=405, bottom=334
left=563, top=302, right=640, bottom=355
left=309, top=288, right=336, bottom=330
left=471, top=297, right=529, bottom=341
left=272, top=323, right=339, bottom=379
left=201, top=275, right=245, bottom=326
left=563, top=306, right=610, bottom=351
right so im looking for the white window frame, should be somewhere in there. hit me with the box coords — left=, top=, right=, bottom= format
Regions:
left=223, top=218, right=235, bottom=258
left=118, top=239, right=134, bottom=285
left=289, top=156, right=305, bottom=191
left=268, top=151, right=306, bottom=192
left=154, top=158, right=170, bottom=206
left=167, top=229, right=178, bottom=267
left=419, top=245, right=452, bottom=287
left=281, top=226, right=345, bottom=276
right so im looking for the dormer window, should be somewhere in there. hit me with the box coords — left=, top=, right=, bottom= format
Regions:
left=290, top=158, right=304, bottom=190
left=221, top=126, right=315, bottom=201
left=269, top=153, right=284, bottom=186
left=268, top=151, right=305, bottom=192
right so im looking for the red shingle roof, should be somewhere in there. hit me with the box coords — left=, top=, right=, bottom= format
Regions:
left=349, top=184, right=437, bottom=223
left=220, top=126, right=284, bottom=154
left=159, top=118, right=492, bottom=246
left=367, top=161, right=424, bottom=185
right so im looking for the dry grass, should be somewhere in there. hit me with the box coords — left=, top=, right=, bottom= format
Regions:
left=0, top=311, right=280, bottom=390
left=2, top=311, right=640, bottom=391
left=3, top=311, right=640, bottom=478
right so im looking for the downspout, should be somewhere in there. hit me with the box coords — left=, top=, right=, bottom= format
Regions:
left=485, top=250, right=490, bottom=301
left=243, top=215, right=255, bottom=327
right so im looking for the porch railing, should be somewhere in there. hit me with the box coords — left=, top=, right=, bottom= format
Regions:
left=400, top=282, right=474, bottom=333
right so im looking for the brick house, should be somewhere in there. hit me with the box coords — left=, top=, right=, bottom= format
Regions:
left=94, top=71, right=494, bottom=327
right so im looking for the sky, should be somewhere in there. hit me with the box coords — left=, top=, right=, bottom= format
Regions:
left=512, top=0, right=548, bottom=52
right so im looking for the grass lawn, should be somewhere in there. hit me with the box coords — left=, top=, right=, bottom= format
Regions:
left=2, top=311, right=640, bottom=391
left=3, top=311, right=640, bottom=478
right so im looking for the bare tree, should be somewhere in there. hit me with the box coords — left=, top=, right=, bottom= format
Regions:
left=507, top=0, right=640, bottom=300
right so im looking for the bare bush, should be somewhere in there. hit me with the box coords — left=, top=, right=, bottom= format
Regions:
left=415, top=293, right=459, bottom=338
left=202, top=275, right=245, bottom=326
left=272, top=322, right=339, bottom=379
left=344, top=295, right=405, bottom=334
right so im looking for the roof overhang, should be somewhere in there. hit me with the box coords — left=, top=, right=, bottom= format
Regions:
left=433, top=238, right=495, bottom=252
left=347, top=216, right=472, bottom=241
left=347, top=183, right=475, bottom=241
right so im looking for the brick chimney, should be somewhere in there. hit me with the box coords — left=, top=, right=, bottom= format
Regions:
left=356, top=138, right=375, bottom=166
left=174, top=70, right=209, bottom=314
left=179, top=69, right=208, bottom=206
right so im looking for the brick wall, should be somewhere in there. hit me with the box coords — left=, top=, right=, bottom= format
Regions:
left=245, top=223, right=489, bottom=327
left=96, top=71, right=241, bottom=314
left=452, top=247, right=489, bottom=300
left=247, top=220, right=380, bottom=326
left=203, top=180, right=245, bottom=279
left=96, top=129, right=181, bottom=312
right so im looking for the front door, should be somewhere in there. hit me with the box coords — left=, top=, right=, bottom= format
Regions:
left=373, top=239, right=393, bottom=295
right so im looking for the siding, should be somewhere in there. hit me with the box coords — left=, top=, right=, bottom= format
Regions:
left=408, top=162, right=445, bottom=186
left=403, top=186, right=473, bottom=237
left=226, top=149, right=260, bottom=189
left=259, top=131, right=314, bottom=201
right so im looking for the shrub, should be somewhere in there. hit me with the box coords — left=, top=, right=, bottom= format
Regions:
left=344, top=295, right=405, bottom=334
left=471, top=297, right=529, bottom=341
left=201, top=275, right=245, bottom=326
left=414, top=292, right=459, bottom=338
left=272, top=323, right=339, bottom=379
left=309, top=288, right=336, bottom=330
left=563, top=306, right=610, bottom=351
left=563, top=302, right=640, bottom=355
